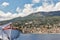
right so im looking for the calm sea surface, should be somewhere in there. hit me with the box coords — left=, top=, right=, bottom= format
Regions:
left=15, top=34, right=60, bottom=40
left=1, top=29, right=60, bottom=40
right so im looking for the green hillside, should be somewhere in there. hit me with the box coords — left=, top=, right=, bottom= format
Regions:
left=0, top=11, right=60, bottom=28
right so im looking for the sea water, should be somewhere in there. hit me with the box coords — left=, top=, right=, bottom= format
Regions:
left=1, top=29, right=60, bottom=40
left=15, top=34, right=60, bottom=40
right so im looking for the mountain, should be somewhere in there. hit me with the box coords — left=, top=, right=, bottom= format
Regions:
left=0, top=11, right=60, bottom=25
left=11, top=11, right=60, bottom=22
left=34, top=11, right=60, bottom=16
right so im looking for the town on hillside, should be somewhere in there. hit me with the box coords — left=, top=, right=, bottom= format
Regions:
left=12, top=22, right=60, bottom=34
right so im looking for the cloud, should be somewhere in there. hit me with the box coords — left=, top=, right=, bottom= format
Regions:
left=22, top=4, right=34, bottom=16
left=54, top=2, right=60, bottom=10
left=17, top=2, right=60, bottom=17
left=16, top=4, right=34, bottom=17
left=0, top=4, right=34, bottom=21
left=35, top=2, right=60, bottom=12
left=16, top=7, right=21, bottom=13
left=1, top=2, right=9, bottom=7
left=32, top=0, right=40, bottom=3
left=35, top=3, right=54, bottom=12
left=0, top=1, right=60, bottom=21
left=0, top=11, right=18, bottom=21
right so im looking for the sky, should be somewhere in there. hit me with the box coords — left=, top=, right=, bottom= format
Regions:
left=0, top=0, right=60, bottom=21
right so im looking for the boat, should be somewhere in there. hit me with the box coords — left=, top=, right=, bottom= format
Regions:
left=0, top=22, right=20, bottom=40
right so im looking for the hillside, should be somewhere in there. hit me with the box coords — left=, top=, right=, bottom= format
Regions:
left=0, top=11, right=60, bottom=25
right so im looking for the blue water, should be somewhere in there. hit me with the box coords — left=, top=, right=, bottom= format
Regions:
left=15, top=34, right=60, bottom=40
left=1, top=29, right=60, bottom=40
